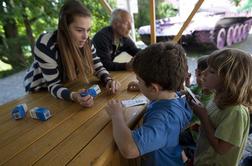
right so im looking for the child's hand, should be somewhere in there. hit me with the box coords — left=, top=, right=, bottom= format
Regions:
left=105, top=99, right=124, bottom=118
left=126, top=57, right=134, bottom=71
left=106, top=80, right=121, bottom=94
left=72, top=91, right=94, bottom=107
left=127, top=81, right=139, bottom=91
left=189, top=100, right=208, bottom=120
left=185, top=87, right=202, bottom=105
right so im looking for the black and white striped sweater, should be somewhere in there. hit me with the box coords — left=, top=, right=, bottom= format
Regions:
left=24, top=31, right=112, bottom=100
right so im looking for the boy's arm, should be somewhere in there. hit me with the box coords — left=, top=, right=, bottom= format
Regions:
left=105, top=100, right=140, bottom=158
left=190, top=102, right=233, bottom=154
left=111, top=114, right=140, bottom=158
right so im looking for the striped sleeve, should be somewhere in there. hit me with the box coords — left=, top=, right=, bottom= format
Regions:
left=34, top=33, right=72, bottom=100
left=91, top=43, right=112, bottom=84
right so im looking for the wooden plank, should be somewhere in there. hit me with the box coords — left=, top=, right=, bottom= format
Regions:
left=32, top=73, right=138, bottom=166
left=149, top=0, right=156, bottom=44
left=95, top=144, right=116, bottom=166
left=0, top=75, right=100, bottom=119
left=0, top=79, right=88, bottom=122
left=0, top=72, right=125, bottom=141
left=0, top=92, right=49, bottom=122
left=68, top=94, right=146, bottom=165
left=0, top=79, right=103, bottom=164
left=0, top=98, right=80, bottom=165
left=172, top=0, right=205, bottom=43
left=92, top=100, right=145, bottom=166
left=0, top=95, right=73, bottom=148
left=66, top=122, right=113, bottom=166
left=1, top=72, right=138, bottom=165
left=6, top=110, right=110, bottom=166
left=0, top=78, right=90, bottom=137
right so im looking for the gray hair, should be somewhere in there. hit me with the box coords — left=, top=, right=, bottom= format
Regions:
left=110, top=8, right=131, bottom=24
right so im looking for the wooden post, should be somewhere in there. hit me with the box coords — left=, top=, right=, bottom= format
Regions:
left=99, top=0, right=112, bottom=15
left=172, top=0, right=205, bottom=43
left=149, top=0, right=156, bottom=44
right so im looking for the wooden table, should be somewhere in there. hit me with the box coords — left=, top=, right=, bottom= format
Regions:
left=0, top=71, right=146, bottom=166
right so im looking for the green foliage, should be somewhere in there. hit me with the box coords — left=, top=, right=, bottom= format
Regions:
left=156, top=1, right=177, bottom=19
left=134, top=0, right=177, bottom=28
left=0, top=0, right=61, bottom=73
left=238, top=0, right=252, bottom=12
left=82, top=0, right=110, bottom=37
left=229, top=0, right=242, bottom=6
left=0, top=0, right=114, bottom=77
left=134, top=0, right=149, bottom=28
left=0, top=0, right=178, bottom=78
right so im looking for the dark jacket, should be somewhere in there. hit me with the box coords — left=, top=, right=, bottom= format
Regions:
left=92, top=26, right=141, bottom=71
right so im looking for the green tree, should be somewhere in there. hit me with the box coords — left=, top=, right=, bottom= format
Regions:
left=156, top=1, right=177, bottom=19
left=0, top=0, right=61, bottom=71
left=0, top=0, right=113, bottom=75
left=83, top=0, right=111, bottom=38
left=134, top=0, right=177, bottom=29
left=0, top=0, right=26, bottom=71
left=230, top=0, right=242, bottom=6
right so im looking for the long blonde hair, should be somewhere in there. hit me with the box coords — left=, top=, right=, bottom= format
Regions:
left=57, top=0, right=93, bottom=83
left=208, top=48, right=252, bottom=109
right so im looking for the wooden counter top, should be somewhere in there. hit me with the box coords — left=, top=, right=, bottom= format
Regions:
left=0, top=71, right=145, bottom=166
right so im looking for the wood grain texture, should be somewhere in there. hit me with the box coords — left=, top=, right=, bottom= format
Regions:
left=0, top=71, right=144, bottom=166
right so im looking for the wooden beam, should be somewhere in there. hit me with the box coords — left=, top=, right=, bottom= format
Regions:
left=99, top=0, right=112, bottom=15
left=172, top=0, right=205, bottom=43
left=149, top=0, right=156, bottom=44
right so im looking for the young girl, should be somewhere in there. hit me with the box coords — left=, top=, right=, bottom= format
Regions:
left=24, top=0, right=120, bottom=107
left=190, top=48, right=252, bottom=166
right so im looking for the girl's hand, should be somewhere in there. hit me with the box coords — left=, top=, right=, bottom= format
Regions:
left=127, top=81, right=139, bottom=91
left=72, top=91, right=94, bottom=107
left=106, top=79, right=120, bottom=94
left=189, top=100, right=208, bottom=120
left=105, top=99, right=124, bottom=118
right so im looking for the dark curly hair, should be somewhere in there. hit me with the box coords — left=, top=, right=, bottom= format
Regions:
left=132, top=42, right=187, bottom=91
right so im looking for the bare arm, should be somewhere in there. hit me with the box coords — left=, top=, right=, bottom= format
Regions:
left=190, top=102, right=233, bottom=154
left=105, top=100, right=140, bottom=158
